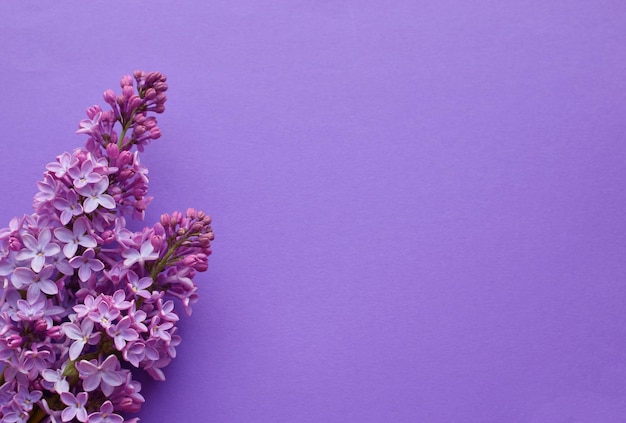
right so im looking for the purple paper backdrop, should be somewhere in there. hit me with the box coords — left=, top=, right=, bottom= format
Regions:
left=1, top=1, right=626, bottom=421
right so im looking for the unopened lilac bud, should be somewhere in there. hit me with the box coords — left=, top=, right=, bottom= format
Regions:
left=106, top=143, right=120, bottom=160
left=171, top=211, right=182, bottom=226
left=195, top=260, right=208, bottom=272
left=183, top=255, right=198, bottom=267
left=101, top=230, right=115, bottom=243
left=103, top=89, right=116, bottom=104
left=123, top=85, right=135, bottom=99
left=151, top=235, right=163, bottom=251
left=144, top=88, right=157, bottom=100
left=8, top=237, right=22, bottom=251
left=146, top=72, right=162, bottom=85
left=117, top=398, right=142, bottom=413
left=6, top=334, right=22, bottom=348
left=155, top=104, right=165, bottom=113
left=119, top=169, right=133, bottom=180
left=86, top=105, right=102, bottom=119
left=135, top=199, right=148, bottom=211
left=118, top=151, right=133, bottom=166
left=149, top=128, right=161, bottom=140
left=34, top=319, right=48, bottom=333
left=120, top=74, right=134, bottom=88
left=47, top=326, right=64, bottom=339
left=129, top=96, right=143, bottom=110
left=154, top=82, right=168, bottom=92
left=160, top=213, right=171, bottom=227
left=134, top=125, right=146, bottom=137
left=154, top=223, right=165, bottom=236
left=132, top=187, right=147, bottom=197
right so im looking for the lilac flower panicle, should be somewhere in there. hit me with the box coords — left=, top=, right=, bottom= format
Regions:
left=0, top=71, right=214, bottom=422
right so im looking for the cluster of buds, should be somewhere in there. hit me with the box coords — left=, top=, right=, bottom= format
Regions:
left=0, top=72, right=213, bottom=422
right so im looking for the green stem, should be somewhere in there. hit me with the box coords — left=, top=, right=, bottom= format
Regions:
left=116, top=107, right=138, bottom=149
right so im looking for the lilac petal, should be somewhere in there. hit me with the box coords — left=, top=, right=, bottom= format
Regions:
left=21, top=234, right=38, bottom=251
left=43, top=243, right=60, bottom=256
left=13, top=268, right=34, bottom=287
left=82, top=373, right=100, bottom=392
left=83, top=198, right=98, bottom=214
left=54, top=227, right=74, bottom=243
left=63, top=242, right=78, bottom=259
left=90, top=260, right=104, bottom=272
left=79, top=236, right=97, bottom=248
left=39, top=280, right=58, bottom=295
left=63, top=323, right=83, bottom=339
left=60, top=209, right=72, bottom=225
left=69, top=340, right=85, bottom=361
left=78, top=265, right=91, bottom=282
left=98, top=194, right=116, bottom=209
left=31, top=255, right=45, bottom=272
left=61, top=406, right=77, bottom=422
left=101, top=371, right=124, bottom=387
left=39, top=229, right=51, bottom=245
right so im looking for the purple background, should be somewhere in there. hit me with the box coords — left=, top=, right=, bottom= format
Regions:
left=1, top=1, right=626, bottom=421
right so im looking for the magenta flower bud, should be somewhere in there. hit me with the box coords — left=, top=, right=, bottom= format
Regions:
left=8, top=236, right=22, bottom=251
left=6, top=334, right=22, bottom=348
left=160, top=213, right=171, bottom=227
left=153, top=82, right=168, bottom=92
left=195, top=260, right=208, bottom=272
left=119, top=169, right=133, bottom=180
left=117, top=397, right=142, bottom=413
left=149, top=127, right=161, bottom=139
left=171, top=211, right=182, bottom=226
left=134, top=69, right=146, bottom=80
left=135, top=199, right=148, bottom=211
left=34, top=319, right=48, bottom=333
left=118, top=151, right=133, bottom=166
left=153, top=223, right=165, bottom=236
left=120, top=74, right=134, bottom=88
left=103, top=89, right=116, bottom=104
left=106, top=143, right=120, bottom=160
left=86, top=105, right=102, bottom=119
left=47, top=326, right=64, bottom=339
left=191, top=222, right=204, bottom=233
left=129, top=96, right=143, bottom=110
left=100, top=230, right=115, bottom=244
left=146, top=72, right=164, bottom=84
left=123, top=85, right=134, bottom=99
left=151, top=235, right=163, bottom=251
left=134, top=125, right=146, bottom=137
left=108, top=186, right=122, bottom=196
left=144, top=88, right=157, bottom=100
left=155, top=104, right=166, bottom=113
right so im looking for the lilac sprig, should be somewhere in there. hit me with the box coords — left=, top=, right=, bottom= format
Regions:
left=0, top=72, right=214, bottom=423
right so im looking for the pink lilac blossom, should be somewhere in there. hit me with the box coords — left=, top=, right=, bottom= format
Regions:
left=0, top=71, right=214, bottom=423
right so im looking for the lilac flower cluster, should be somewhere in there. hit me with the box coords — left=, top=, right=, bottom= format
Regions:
left=0, top=72, right=214, bottom=423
